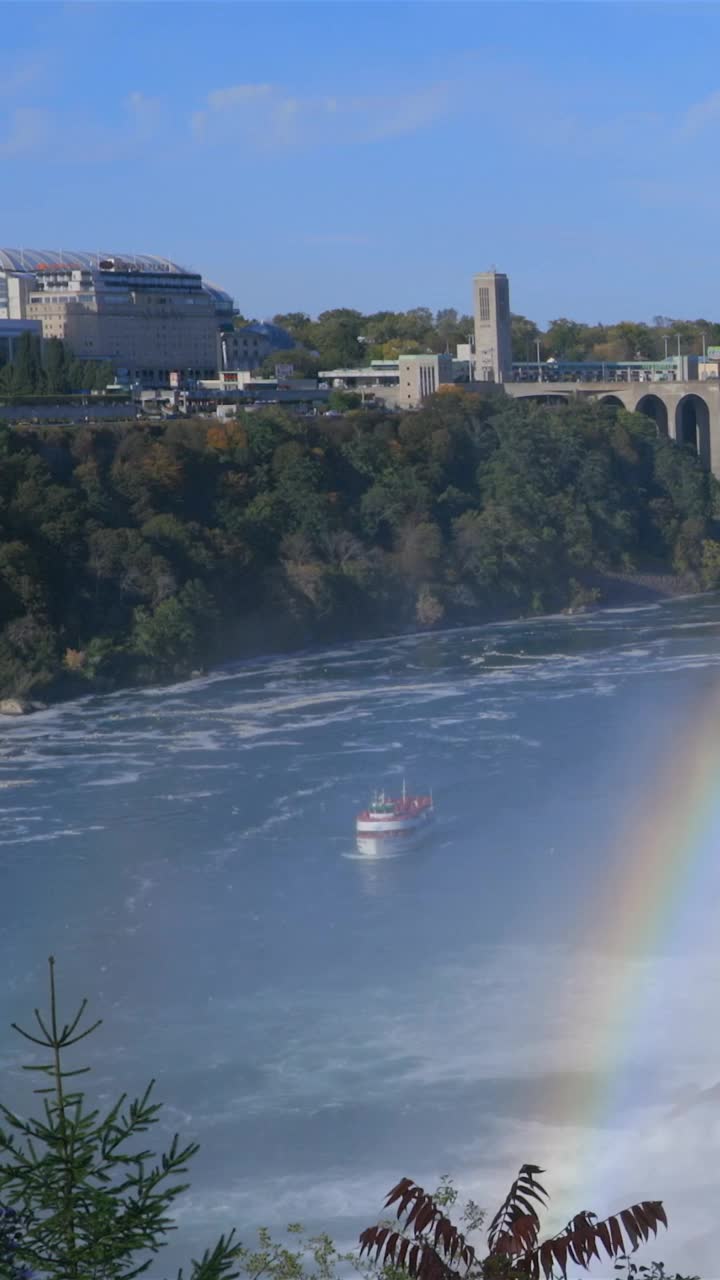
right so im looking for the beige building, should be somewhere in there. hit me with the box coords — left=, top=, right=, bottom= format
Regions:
left=394, top=353, right=455, bottom=407
left=218, top=326, right=272, bottom=372
left=319, top=353, right=455, bottom=408
left=473, top=270, right=512, bottom=382
left=0, top=248, right=234, bottom=386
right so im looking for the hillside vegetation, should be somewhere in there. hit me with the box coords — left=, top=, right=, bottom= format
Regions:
left=252, top=305, right=720, bottom=371
left=0, top=392, right=718, bottom=701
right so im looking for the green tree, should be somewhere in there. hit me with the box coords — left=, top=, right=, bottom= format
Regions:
left=435, top=308, right=473, bottom=353
left=0, top=958, right=239, bottom=1280
left=259, top=349, right=322, bottom=379
left=510, top=315, right=541, bottom=363
left=328, top=390, right=361, bottom=412
left=132, top=579, right=213, bottom=670
left=9, top=332, right=44, bottom=396
left=271, top=313, right=314, bottom=345
left=312, top=310, right=365, bottom=368
left=44, top=339, right=70, bottom=395
left=544, top=318, right=592, bottom=362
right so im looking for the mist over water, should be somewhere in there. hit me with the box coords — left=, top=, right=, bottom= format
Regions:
left=3, top=598, right=720, bottom=1276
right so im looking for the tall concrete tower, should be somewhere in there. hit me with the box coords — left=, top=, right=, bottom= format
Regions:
left=472, top=270, right=512, bottom=383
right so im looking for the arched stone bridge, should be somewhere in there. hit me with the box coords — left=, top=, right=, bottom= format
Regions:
left=505, top=381, right=720, bottom=476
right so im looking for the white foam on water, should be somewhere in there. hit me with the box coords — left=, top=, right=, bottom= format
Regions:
left=602, top=604, right=662, bottom=614
left=157, top=791, right=219, bottom=802
left=86, top=771, right=141, bottom=787
left=669, top=621, right=720, bottom=630
left=592, top=681, right=617, bottom=696
left=0, top=823, right=105, bottom=846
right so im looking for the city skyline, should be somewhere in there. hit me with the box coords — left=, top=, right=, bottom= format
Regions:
left=4, top=2, right=720, bottom=323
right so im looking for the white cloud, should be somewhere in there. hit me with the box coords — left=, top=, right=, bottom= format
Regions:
left=675, top=87, right=720, bottom=138
left=302, top=233, right=373, bottom=246
left=0, top=107, right=52, bottom=156
left=0, top=58, right=45, bottom=99
left=207, top=84, right=273, bottom=110
left=191, top=80, right=453, bottom=149
left=125, top=90, right=164, bottom=141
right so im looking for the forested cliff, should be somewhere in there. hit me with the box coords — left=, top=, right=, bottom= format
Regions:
left=0, top=391, right=717, bottom=700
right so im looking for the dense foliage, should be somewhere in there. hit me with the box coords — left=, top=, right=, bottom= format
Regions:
left=511, top=315, right=720, bottom=364
left=0, top=392, right=718, bottom=701
left=249, top=306, right=720, bottom=369
left=0, top=334, right=114, bottom=398
left=252, top=308, right=473, bottom=373
left=360, top=1171, right=668, bottom=1280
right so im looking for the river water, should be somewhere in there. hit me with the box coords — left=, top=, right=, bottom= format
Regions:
left=2, top=598, right=720, bottom=1276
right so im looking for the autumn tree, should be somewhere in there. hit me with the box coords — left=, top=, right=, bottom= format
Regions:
left=360, top=1169, right=668, bottom=1280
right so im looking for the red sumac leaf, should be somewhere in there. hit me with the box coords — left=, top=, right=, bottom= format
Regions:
left=414, top=1202, right=435, bottom=1234
left=644, top=1200, right=667, bottom=1230
left=539, top=1240, right=555, bottom=1279
left=386, top=1178, right=414, bottom=1207
left=385, top=1232, right=400, bottom=1260
left=406, top=1194, right=427, bottom=1228
left=620, top=1209, right=640, bottom=1251
left=609, top=1215, right=625, bottom=1255
left=596, top=1220, right=612, bottom=1256
left=372, top=1227, right=389, bottom=1260
left=552, top=1238, right=569, bottom=1276
left=358, top=1229, right=372, bottom=1257
left=630, top=1205, right=651, bottom=1240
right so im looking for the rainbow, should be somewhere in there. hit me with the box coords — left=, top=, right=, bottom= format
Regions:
left=540, top=677, right=720, bottom=1231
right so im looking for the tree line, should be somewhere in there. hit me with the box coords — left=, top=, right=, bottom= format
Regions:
left=235, top=308, right=720, bottom=373
left=0, top=391, right=718, bottom=702
left=0, top=333, right=114, bottom=398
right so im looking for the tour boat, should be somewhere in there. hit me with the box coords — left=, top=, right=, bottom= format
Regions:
left=355, top=782, right=434, bottom=855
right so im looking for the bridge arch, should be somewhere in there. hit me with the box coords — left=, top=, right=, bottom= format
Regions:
left=636, top=394, right=669, bottom=436
left=675, top=394, right=711, bottom=469
left=598, top=394, right=625, bottom=408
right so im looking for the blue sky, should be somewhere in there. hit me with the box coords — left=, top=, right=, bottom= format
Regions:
left=5, top=1, right=720, bottom=324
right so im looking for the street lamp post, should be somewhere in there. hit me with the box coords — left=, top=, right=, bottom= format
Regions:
left=535, top=339, right=541, bottom=382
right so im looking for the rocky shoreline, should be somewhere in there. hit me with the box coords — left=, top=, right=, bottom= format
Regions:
left=0, top=572, right=704, bottom=717
left=580, top=568, right=699, bottom=607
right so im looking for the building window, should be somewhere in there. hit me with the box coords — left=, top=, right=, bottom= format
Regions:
left=477, top=287, right=490, bottom=322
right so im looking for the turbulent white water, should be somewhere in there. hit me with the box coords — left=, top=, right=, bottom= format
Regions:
left=3, top=598, right=720, bottom=1276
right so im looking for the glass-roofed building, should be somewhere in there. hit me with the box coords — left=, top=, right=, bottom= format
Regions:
left=0, top=249, right=235, bottom=386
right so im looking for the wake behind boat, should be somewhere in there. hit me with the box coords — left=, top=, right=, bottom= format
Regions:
left=355, top=782, right=434, bottom=855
